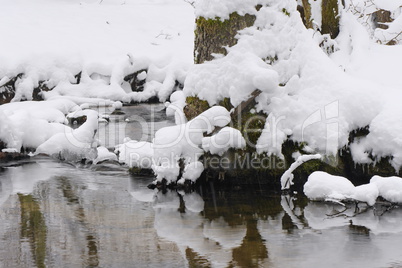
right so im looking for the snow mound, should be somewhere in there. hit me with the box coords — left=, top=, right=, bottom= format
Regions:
left=93, top=146, right=118, bottom=165
left=179, top=161, right=205, bottom=183
left=304, top=171, right=356, bottom=201
left=371, top=175, right=402, bottom=203
left=202, top=127, right=246, bottom=156
left=152, top=106, right=231, bottom=183
left=35, top=110, right=99, bottom=162
left=0, top=99, right=79, bottom=151
left=115, top=140, right=153, bottom=169
left=0, top=0, right=194, bottom=103
left=165, top=90, right=187, bottom=125
left=304, top=172, right=402, bottom=205
left=116, top=106, right=245, bottom=184
left=184, top=51, right=279, bottom=107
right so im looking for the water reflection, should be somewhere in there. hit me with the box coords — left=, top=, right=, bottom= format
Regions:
left=1, top=159, right=402, bottom=268
left=96, top=104, right=174, bottom=149
left=132, top=183, right=402, bottom=268
left=18, top=194, right=47, bottom=268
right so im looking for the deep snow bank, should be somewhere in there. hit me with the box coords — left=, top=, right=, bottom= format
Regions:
left=0, top=0, right=195, bottom=103
left=184, top=0, right=402, bottom=174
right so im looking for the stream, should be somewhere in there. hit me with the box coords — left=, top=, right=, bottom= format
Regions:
left=0, top=104, right=402, bottom=268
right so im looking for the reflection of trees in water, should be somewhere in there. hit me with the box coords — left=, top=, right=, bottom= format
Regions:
left=231, top=219, right=268, bottom=268
left=18, top=194, right=47, bottom=268
left=200, top=186, right=286, bottom=268
left=166, top=185, right=341, bottom=268
left=56, top=177, right=100, bottom=268
left=185, top=247, right=211, bottom=268
left=173, top=185, right=292, bottom=268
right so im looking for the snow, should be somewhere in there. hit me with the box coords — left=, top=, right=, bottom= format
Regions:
left=201, top=127, right=246, bottom=156
left=0, top=0, right=401, bottom=195
left=0, top=99, right=79, bottom=151
left=182, top=0, right=402, bottom=174
left=304, top=172, right=402, bottom=205
left=115, top=140, right=154, bottom=169
left=280, top=154, right=322, bottom=190
left=309, top=0, right=322, bottom=29
left=114, top=106, right=244, bottom=184
left=194, top=0, right=268, bottom=20
left=0, top=0, right=195, bottom=103
left=304, top=171, right=356, bottom=201
left=165, top=90, right=187, bottom=125
left=180, top=161, right=205, bottom=183
left=152, top=106, right=231, bottom=183
left=93, top=146, right=118, bottom=164
left=351, top=183, right=379, bottom=206
left=371, top=175, right=402, bottom=203
left=35, top=109, right=99, bottom=162
left=184, top=51, right=279, bottom=107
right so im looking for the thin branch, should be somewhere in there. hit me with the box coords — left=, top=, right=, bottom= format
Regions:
left=183, top=0, right=195, bottom=8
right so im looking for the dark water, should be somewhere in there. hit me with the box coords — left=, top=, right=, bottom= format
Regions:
left=1, top=104, right=402, bottom=268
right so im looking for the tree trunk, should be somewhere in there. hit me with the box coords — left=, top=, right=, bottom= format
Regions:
left=194, top=12, right=256, bottom=64
left=300, top=0, right=313, bottom=29
left=299, top=0, right=341, bottom=39
left=321, top=0, right=340, bottom=39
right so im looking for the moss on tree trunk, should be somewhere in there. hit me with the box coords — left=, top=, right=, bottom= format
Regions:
left=321, top=0, right=340, bottom=39
left=194, top=12, right=256, bottom=64
left=299, top=0, right=341, bottom=39
left=300, top=0, right=313, bottom=29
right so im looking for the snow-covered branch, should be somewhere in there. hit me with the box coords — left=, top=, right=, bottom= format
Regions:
left=280, top=154, right=322, bottom=190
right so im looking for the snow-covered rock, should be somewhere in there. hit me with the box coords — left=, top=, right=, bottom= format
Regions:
left=35, top=110, right=99, bottom=162
left=304, top=171, right=356, bottom=201
left=371, top=175, right=402, bottom=203
left=304, top=171, right=402, bottom=205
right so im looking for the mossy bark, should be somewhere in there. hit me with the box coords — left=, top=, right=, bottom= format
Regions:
left=299, top=0, right=341, bottom=39
left=321, top=0, right=340, bottom=39
left=194, top=13, right=256, bottom=64
left=183, top=96, right=210, bottom=120
left=300, top=0, right=313, bottom=29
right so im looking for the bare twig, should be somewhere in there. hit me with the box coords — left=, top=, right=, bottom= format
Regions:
left=183, top=0, right=195, bottom=8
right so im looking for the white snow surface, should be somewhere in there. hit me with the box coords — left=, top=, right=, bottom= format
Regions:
left=202, top=127, right=246, bottom=156
left=184, top=0, right=402, bottom=172
left=1, top=0, right=402, bottom=191
left=93, top=146, right=118, bottom=164
left=304, top=172, right=402, bottom=205
left=304, top=171, right=356, bottom=202
left=371, top=175, right=402, bottom=203
left=35, top=109, right=99, bottom=161
left=165, top=90, right=187, bottom=125
left=0, top=0, right=195, bottom=103
left=0, top=99, right=78, bottom=151
left=115, top=106, right=244, bottom=184
left=280, top=154, right=322, bottom=190
left=115, top=140, right=154, bottom=169
left=152, top=106, right=231, bottom=183
left=195, top=0, right=269, bottom=20
left=180, top=161, right=205, bottom=183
